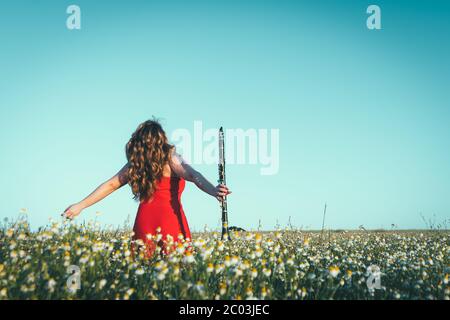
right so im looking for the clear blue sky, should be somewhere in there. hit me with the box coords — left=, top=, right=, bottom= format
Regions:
left=1, top=0, right=449, bottom=230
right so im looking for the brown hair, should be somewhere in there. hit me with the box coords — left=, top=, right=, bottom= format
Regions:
left=125, top=119, right=174, bottom=202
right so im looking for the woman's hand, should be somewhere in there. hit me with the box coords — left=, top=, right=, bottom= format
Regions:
left=60, top=164, right=128, bottom=221
left=62, top=203, right=84, bottom=220
left=215, top=183, right=232, bottom=201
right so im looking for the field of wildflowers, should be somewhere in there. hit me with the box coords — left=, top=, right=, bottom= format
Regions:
left=0, top=215, right=449, bottom=300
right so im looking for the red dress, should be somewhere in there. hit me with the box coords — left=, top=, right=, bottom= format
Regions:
left=132, top=176, right=191, bottom=257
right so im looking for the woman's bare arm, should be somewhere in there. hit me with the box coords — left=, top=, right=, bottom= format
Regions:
left=63, top=164, right=129, bottom=219
left=169, top=151, right=231, bottom=201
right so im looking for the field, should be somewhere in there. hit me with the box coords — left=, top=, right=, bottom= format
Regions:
left=0, top=216, right=449, bottom=300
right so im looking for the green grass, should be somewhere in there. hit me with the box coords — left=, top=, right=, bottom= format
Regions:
left=0, top=216, right=449, bottom=300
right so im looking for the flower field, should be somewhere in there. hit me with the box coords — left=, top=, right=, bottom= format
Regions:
left=0, top=217, right=449, bottom=300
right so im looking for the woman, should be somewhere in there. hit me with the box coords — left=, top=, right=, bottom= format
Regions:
left=63, top=119, right=231, bottom=256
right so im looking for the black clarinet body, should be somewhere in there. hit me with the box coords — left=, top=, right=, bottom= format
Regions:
left=218, top=127, right=231, bottom=240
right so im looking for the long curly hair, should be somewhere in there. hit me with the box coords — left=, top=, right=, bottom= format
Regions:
left=125, top=119, right=174, bottom=202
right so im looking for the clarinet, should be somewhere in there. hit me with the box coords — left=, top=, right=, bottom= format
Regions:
left=218, top=127, right=231, bottom=240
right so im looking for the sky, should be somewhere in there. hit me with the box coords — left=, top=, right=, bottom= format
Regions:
left=0, top=0, right=449, bottom=231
